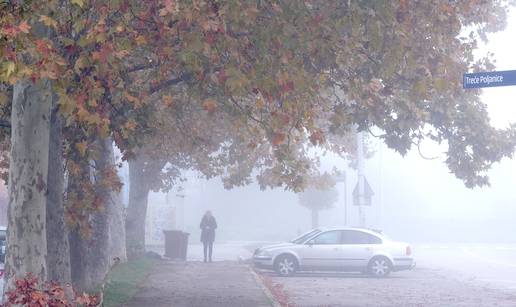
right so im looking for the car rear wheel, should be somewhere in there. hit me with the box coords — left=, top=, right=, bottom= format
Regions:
left=368, top=256, right=392, bottom=277
left=274, top=254, right=297, bottom=276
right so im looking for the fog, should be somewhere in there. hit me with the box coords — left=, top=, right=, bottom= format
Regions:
left=141, top=139, right=515, bottom=245
left=138, top=8, right=516, bottom=248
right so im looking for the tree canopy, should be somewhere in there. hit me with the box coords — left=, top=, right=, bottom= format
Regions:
left=1, top=0, right=515, bottom=202
left=2, top=0, right=516, bottom=300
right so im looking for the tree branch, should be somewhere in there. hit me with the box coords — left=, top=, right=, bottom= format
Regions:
left=149, top=73, right=192, bottom=95
left=126, top=62, right=160, bottom=74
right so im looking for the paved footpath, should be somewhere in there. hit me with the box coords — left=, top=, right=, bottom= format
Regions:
left=125, top=261, right=272, bottom=307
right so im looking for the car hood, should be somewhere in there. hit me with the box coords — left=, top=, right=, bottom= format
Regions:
left=257, top=242, right=297, bottom=252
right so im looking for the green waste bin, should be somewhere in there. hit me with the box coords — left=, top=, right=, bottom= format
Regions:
left=163, top=230, right=189, bottom=260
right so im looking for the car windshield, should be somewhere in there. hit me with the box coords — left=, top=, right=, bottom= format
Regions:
left=290, top=229, right=321, bottom=244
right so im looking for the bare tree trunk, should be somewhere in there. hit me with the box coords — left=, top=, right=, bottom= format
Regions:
left=69, top=138, right=126, bottom=292
left=69, top=209, right=110, bottom=292
left=125, top=156, right=150, bottom=260
left=109, top=192, right=127, bottom=263
left=68, top=229, right=86, bottom=291
left=69, top=138, right=125, bottom=292
left=105, top=141, right=127, bottom=264
left=311, top=209, right=319, bottom=229
left=4, top=80, right=52, bottom=292
left=46, top=106, right=71, bottom=285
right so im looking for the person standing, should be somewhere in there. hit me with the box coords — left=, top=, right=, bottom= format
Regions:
left=200, top=211, right=217, bottom=262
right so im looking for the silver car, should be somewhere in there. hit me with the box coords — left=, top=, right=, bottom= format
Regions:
left=253, top=228, right=415, bottom=277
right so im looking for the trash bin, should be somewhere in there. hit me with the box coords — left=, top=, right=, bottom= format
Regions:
left=163, top=230, right=189, bottom=260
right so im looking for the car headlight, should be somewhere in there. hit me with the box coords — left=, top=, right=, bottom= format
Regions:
left=255, top=250, right=271, bottom=257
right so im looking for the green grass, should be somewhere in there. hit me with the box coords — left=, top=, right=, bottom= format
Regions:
left=103, top=258, right=158, bottom=307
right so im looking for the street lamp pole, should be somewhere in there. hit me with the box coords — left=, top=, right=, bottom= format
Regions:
left=356, top=131, right=366, bottom=227
left=335, top=171, right=347, bottom=226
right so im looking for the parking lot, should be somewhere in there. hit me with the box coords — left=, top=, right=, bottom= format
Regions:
left=145, top=242, right=516, bottom=306
left=260, top=267, right=516, bottom=307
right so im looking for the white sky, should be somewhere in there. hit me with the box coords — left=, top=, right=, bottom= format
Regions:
left=479, top=8, right=516, bottom=128
left=351, top=7, right=516, bottom=232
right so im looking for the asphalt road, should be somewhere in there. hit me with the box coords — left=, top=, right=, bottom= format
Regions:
left=414, top=243, right=516, bottom=291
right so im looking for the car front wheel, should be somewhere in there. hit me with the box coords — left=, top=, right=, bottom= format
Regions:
left=368, top=256, right=392, bottom=277
left=274, top=254, right=298, bottom=276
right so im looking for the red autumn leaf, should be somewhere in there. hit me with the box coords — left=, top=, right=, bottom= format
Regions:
left=206, top=31, right=217, bottom=45
left=314, top=14, right=324, bottom=24
left=202, top=99, right=217, bottom=112
left=18, top=21, right=31, bottom=34
left=217, top=69, right=227, bottom=85
left=280, top=80, right=294, bottom=94
left=35, top=40, right=51, bottom=56
left=309, top=130, right=324, bottom=145
left=271, top=133, right=285, bottom=146
left=1, top=24, right=19, bottom=38
left=159, top=0, right=177, bottom=16
left=91, top=44, right=113, bottom=63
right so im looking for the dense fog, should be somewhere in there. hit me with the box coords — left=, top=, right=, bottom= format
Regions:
left=136, top=139, right=515, bottom=246
left=123, top=8, right=516, bottom=248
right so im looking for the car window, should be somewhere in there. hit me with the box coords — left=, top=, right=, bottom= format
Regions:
left=342, top=230, right=382, bottom=244
left=291, top=229, right=321, bottom=244
left=311, top=231, right=342, bottom=245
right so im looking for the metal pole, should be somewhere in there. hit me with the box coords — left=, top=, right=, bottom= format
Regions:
left=343, top=172, right=348, bottom=226
left=356, top=131, right=366, bottom=227
left=378, top=142, right=383, bottom=230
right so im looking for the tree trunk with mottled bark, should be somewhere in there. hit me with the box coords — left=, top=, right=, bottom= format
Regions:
left=69, top=138, right=126, bottom=292
left=4, top=80, right=52, bottom=293
left=46, top=106, right=71, bottom=285
left=105, top=141, right=127, bottom=264
left=125, top=156, right=150, bottom=260
left=69, top=209, right=110, bottom=292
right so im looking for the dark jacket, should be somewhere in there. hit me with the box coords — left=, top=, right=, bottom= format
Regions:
left=200, top=215, right=217, bottom=243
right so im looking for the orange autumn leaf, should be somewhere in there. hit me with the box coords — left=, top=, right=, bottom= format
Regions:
left=162, top=95, right=174, bottom=107
left=39, top=15, right=58, bottom=29
left=271, top=133, right=285, bottom=146
left=75, top=141, right=88, bottom=156
left=202, top=99, right=217, bottom=112
left=18, top=21, right=31, bottom=34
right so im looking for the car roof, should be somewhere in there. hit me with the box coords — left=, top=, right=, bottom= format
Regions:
left=316, top=227, right=385, bottom=236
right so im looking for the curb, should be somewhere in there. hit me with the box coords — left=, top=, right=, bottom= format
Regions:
left=249, top=266, right=282, bottom=307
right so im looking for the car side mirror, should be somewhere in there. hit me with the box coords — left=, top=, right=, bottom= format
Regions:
left=306, top=240, right=315, bottom=246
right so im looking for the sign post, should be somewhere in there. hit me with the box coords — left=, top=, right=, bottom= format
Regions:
left=352, top=178, right=374, bottom=207
left=463, top=70, right=516, bottom=89
left=335, top=172, right=348, bottom=226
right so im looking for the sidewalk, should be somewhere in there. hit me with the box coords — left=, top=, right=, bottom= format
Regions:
left=125, top=261, right=272, bottom=307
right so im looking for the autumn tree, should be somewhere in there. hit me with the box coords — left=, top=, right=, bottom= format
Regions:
left=1, top=0, right=516, bottom=297
left=298, top=173, right=339, bottom=228
left=299, top=187, right=339, bottom=229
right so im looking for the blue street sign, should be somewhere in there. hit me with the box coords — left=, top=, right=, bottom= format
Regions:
left=463, top=70, right=516, bottom=89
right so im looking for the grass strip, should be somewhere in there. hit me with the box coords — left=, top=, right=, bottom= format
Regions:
left=103, top=258, right=158, bottom=307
